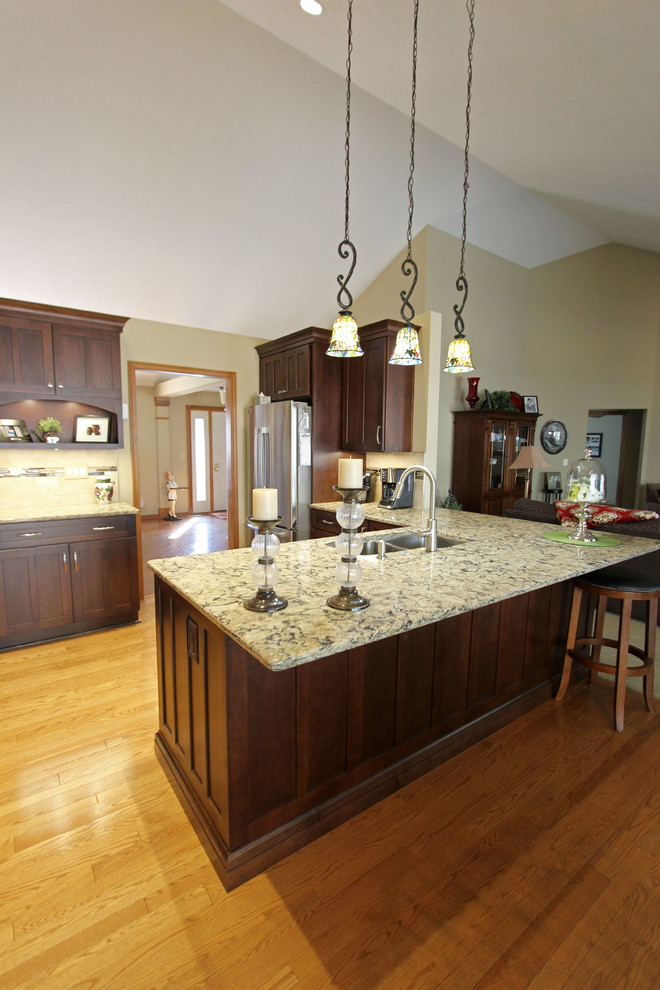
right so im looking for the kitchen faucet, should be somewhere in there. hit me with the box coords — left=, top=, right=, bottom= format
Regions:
left=392, top=465, right=438, bottom=552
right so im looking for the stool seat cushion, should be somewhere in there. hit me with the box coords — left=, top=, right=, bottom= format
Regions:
left=583, top=563, right=660, bottom=595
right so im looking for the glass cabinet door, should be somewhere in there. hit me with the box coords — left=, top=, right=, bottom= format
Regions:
left=487, top=421, right=507, bottom=489
left=512, top=423, right=532, bottom=487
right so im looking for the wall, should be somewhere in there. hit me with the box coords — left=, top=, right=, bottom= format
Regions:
left=118, top=319, right=265, bottom=541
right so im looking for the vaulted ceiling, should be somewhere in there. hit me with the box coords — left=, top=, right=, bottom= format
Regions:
left=1, top=1, right=658, bottom=339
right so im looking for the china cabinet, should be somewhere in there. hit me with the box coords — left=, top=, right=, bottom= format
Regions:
left=451, top=410, right=540, bottom=515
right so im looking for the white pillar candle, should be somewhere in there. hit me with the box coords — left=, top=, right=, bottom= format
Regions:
left=252, top=488, right=278, bottom=520
left=338, top=458, right=363, bottom=489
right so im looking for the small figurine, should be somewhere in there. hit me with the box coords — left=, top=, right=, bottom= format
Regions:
left=165, top=471, right=179, bottom=520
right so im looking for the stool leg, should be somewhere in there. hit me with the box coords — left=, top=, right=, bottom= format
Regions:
left=643, top=598, right=657, bottom=715
left=589, top=595, right=608, bottom=684
left=556, top=585, right=582, bottom=701
left=613, top=598, right=633, bottom=732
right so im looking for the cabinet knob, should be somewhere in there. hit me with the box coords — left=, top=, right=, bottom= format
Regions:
left=277, top=389, right=286, bottom=394
left=57, top=383, right=64, bottom=389
left=47, top=382, right=53, bottom=388
left=62, top=551, right=67, bottom=573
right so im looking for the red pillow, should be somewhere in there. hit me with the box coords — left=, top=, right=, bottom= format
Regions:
left=555, top=500, right=659, bottom=529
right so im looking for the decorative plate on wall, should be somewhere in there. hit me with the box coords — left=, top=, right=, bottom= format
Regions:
left=540, top=420, right=568, bottom=454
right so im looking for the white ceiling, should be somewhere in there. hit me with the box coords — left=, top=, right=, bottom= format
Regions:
left=222, top=0, right=660, bottom=255
left=0, top=1, right=658, bottom=340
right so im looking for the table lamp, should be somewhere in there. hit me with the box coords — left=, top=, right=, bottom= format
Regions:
left=509, top=446, right=551, bottom=499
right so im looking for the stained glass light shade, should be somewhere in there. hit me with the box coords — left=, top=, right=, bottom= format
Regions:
left=389, top=325, right=421, bottom=366
left=326, top=311, right=363, bottom=358
left=443, top=336, right=474, bottom=374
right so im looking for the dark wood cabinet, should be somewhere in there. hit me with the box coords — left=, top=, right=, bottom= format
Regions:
left=259, top=342, right=310, bottom=400
left=257, top=328, right=344, bottom=503
left=0, top=298, right=127, bottom=448
left=0, top=514, right=139, bottom=648
left=451, top=410, right=540, bottom=515
left=342, top=320, right=414, bottom=453
left=0, top=317, right=55, bottom=395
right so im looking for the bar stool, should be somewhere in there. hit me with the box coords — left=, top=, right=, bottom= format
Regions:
left=556, top=563, right=659, bottom=731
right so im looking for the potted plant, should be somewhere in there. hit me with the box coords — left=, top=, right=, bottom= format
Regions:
left=37, top=416, right=62, bottom=443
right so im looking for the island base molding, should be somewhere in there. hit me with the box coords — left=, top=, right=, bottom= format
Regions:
left=154, top=576, right=582, bottom=891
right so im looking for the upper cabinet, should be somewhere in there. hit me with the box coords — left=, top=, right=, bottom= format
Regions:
left=342, top=320, right=415, bottom=453
left=451, top=410, right=540, bottom=515
left=258, top=339, right=311, bottom=401
left=0, top=302, right=124, bottom=400
left=0, top=299, right=128, bottom=448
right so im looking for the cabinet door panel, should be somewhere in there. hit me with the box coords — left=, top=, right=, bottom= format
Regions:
left=70, top=537, right=139, bottom=621
left=0, top=319, right=55, bottom=395
left=0, top=546, right=72, bottom=635
left=342, top=337, right=385, bottom=452
left=53, top=325, right=122, bottom=398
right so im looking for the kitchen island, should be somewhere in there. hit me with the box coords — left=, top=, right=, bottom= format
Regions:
left=150, top=506, right=658, bottom=890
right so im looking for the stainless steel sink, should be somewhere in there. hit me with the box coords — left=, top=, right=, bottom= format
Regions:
left=360, top=532, right=460, bottom=555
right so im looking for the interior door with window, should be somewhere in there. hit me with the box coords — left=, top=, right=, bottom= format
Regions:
left=190, top=410, right=211, bottom=514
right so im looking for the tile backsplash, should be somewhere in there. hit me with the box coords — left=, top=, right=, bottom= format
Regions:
left=0, top=448, right=119, bottom=512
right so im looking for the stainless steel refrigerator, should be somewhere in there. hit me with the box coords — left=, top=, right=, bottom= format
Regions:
left=247, top=400, right=312, bottom=541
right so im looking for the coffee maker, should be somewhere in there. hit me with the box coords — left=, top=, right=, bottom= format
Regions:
left=379, top=468, right=414, bottom=509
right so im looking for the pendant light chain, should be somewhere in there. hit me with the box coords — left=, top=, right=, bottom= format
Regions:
left=343, top=0, right=353, bottom=245
left=405, top=0, right=419, bottom=263
left=389, top=0, right=422, bottom=365
left=399, top=0, right=419, bottom=327
left=459, top=0, right=475, bottom=281
left=327, top=0, right=363, bottom=357
left=336, top=0, right=357, bottom=315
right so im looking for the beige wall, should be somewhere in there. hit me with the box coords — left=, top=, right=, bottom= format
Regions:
left=118, top=318, right=265, bottom=538
left=352, top=227, right=660, bottom=504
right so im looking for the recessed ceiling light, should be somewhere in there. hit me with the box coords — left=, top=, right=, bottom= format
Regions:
left=300, top=0, right=323, bottom=15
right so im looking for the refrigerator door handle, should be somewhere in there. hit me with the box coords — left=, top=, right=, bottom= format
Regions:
left=255, top=427, right=271, bottom=489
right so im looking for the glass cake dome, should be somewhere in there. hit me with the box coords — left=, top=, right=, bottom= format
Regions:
left=565, top=448, right=607, bottom=541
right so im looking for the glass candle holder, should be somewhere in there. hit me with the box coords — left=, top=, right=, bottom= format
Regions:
left=327, top=487, right=370, bottom=612
left=244, top=517, right=288, bottom=612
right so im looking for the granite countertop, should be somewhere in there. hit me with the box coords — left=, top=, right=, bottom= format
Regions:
left=149, top=503, right=660, bottom=672
left=0, top=502, right=139, bottom=524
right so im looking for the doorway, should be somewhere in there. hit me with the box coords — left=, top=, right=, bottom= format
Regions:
left=587, top=408, right=646, bottom=506
left=128, top=362, right=239, bottom=599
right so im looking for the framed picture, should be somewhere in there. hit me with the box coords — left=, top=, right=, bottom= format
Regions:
left=546, top=472, right=561, bottom=492
left=74, top=415, right=110, bottom=443
left=585, top=432, right=602, bottom=457
left=523, top=395, right=539, bottom=414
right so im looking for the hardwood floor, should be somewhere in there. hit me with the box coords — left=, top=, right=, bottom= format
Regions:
left=140, top=513, right=228, bottom=592
left=1, top=598, right=659, bottom=988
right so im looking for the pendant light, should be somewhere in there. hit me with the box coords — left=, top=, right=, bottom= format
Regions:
left=444, top=0, right=476, bottom=374
left=389, top=0, right=422, bottom=367
left=326, top=0, right=363, bottom=358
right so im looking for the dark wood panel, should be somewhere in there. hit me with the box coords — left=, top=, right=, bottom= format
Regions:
left=246, top=650, right=298, bottom=822
left=395, top=624, right=436, bottom=744
left=0, top=545, right=73, bottom=634
left=70, top=537, right=139, bottom=621
left=348, top=638, right=398, bottom=765
left=298, top=651, right=350, bottom=792
left=0, top=318, right=54, bottom=394
left=433, top=611, right=472, bottom=722
left=496, top=594, right=529, bottom=691
left=205, top=622, right=231, bottom=844
left=524, top=584, right=552, bottom=683
left=468, top=603, right=501, bottom=706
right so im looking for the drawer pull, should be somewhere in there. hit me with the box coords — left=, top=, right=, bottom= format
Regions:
left=18, top=532, right=42, bottom=538
left=62, top=551, right=67, bottom=573
left=92, top=525, right=115, bottom=531
left=376, top=425, right=382, bottom=445
left=73, top=550, right=78, bottom=572
left=322, top=519, right=336, bottom=526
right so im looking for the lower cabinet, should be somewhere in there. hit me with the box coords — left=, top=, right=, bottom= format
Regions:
left=0, top=515, right=139, bottom=648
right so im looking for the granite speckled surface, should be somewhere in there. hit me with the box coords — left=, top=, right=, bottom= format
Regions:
left=0, top=502, right=139, bottom=524
left=149, top=503, right=660, bottom=672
